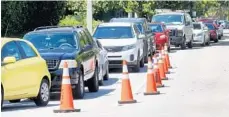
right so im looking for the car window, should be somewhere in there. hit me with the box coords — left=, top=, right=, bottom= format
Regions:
left=152, top=14, right=183, bottom=25
left=18, top=41, right=37, bottom=58
left=84, top=29, right=94, bottom=45
left=1, top=41, right=22, bottom=62
left=24, top=32, right=78, bottom=50
left=93, top=26, right=134, bottom=39
left=78, top=32, right=87, bottom=48
left=148, top=24, right=163, bottom=33
left=193, top=24, right=201, bottom=29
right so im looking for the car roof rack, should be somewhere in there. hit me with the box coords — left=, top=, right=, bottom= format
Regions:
left=34, top=25, right=83, bottom=31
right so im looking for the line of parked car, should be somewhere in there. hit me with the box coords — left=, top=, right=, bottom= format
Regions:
left=1, top=10, right=227, bottom=108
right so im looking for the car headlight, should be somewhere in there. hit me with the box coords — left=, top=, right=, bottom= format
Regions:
left=122, top=44, right=136, bottom=51
left=177, top=30, right=183, bottom=37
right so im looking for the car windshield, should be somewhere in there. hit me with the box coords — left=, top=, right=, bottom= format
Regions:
left=152, top=14, right=183, bottom=25
left=193, top=24, right=202, bottom=29
left=23, top=32, right=78, bottom=50
left=93, top=26, right=134, bottom=39
left=148, top=24, right=163, bottom=32
left=205, top=24, right=214, bottom=30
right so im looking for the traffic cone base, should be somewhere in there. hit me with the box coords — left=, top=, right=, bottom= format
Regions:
left=53, top=109, right=81, bottom=113
left=118, top=100, right=137, bottom=104
left=156, top=83, right=165, bottom=88
left=144, top=91, right=160, bottom=95
left=162, top=77, right=169, bottom=80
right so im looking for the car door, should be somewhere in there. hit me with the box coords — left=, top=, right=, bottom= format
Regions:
left=133, top=24, right=144, bottom=58
left=78, top=31, right=91, bottom=80
left=1, top=41, right=27, bottom=97
left=84, top=29, right=99, bottom=76
left=16, top=41, right=42, bottom=94
left=184, top=14, right=193, bottom=41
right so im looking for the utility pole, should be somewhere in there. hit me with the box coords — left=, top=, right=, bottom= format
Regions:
left=87, top=0, right=93, bottom=34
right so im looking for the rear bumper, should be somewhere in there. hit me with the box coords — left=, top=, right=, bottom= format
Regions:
left=193, top=36, right=204, bottom=44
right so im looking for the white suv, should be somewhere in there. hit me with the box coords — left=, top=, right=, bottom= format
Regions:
left=93, top=22, right=145, bottom=72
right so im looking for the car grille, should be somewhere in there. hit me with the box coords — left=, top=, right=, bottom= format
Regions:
left=104, top=46, right=124, bottom=52
left=109, top=60, right=123, bottom=64
left=169, top=29, right=177, bottom=36
left=46, top=59, right=59, bottom=69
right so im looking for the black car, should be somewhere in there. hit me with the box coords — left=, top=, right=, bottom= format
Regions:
left=23, top=26, right=100, bottom=99
left=110, top=18, right=155, bottom=62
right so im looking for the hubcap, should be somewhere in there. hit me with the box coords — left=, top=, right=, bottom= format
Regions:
left=40, top=82, right=49, bottom=102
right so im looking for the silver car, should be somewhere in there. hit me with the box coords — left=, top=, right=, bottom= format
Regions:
left=193, top=22, right=210, bottom=46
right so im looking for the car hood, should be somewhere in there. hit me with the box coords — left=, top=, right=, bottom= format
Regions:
left=39, top=48, right=78, bottom=60
left=193, top=30, right=203, bottom=34
left=97, top=39, right=137, bottom=47
left=165, top=25, right=184, bottom=30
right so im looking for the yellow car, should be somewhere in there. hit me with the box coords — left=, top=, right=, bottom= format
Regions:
left=1, top=38, right=51, bottom=108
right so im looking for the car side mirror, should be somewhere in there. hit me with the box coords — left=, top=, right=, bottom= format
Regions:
left=3, top=56, right=16, bottom=64
left=138, top=34, right=145, bottom=39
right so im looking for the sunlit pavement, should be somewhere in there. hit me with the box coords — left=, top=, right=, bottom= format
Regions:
left=2, top=29, right=229, bottom=117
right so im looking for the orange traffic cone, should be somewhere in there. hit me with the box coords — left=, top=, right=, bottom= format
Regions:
left=164, top=44, right=172, bottom=69
left=53, top=62, right=80, bottom=113
left=144, top=57, right=160, bottom=95
left=153, top=55, right=164, bottom=88
left=158, top=54, right=168, bottom=80
left=162, top=50, right=169, bottom=74
left=118, top=60, right=136, bottom=104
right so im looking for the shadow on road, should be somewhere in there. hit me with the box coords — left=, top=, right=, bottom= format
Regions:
left=83, top=88, right=115, bottom=100
left=210, top=39, right=229, bottom=47
left=2, top=101, right=58, bottom=112
left=103, top=78, right=119, bottom=86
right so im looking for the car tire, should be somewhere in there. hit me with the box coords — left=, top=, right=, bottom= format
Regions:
left=167, top=46, right=171, bottom=52
left=187, top=36, right=193, bottom=48
left=73, top=70, right=84, bottom=99
left=9, top=99, right=21, bottom=103
left=103, top=65, right=109, bottom=81
left=87, top=66, right=99, bottom=92
left=1, top=85, right=3, bottom=109
left=214, top=39, right=218, bottom=43
left=144, top=54, right=148, bottom=63
left=180, top=36, right=186, bottom=50
left=140, top=56, right=144, bottom=68
left=34, top=79, right=50, bottom=107
left=201, top=37, right=205, bottom=47
left=133, top=56, right=140, bottom=72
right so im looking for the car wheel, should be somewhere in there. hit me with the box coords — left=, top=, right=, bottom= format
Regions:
left=167, top=46, right=171, bottom=52
left=180, top=36, right=186, bottom=50
left=103, top=65, right=109, bottom=81
left=214, top=39, right=218, bottom=43
left=1, top=85, right=3, bottom=109
left=87, top=66, right=99, bottom=92
left=218, top=35, right=221, bottom=39
left=144, top=54, right=148, bottom=63
left=34, top=79, right=50, bottom=106
left=201, top=36, right=206, bottom=47
left=98, top=65, right=103, bottom=86
left=187, top=37, right=193, bottom=48
left=9, top=99, right=21, bottom=103
left=133, top=56, right=140, bottom=72
left=140, top=55, right=144, bottom=68
left=73, top=70, right=84, bottom=99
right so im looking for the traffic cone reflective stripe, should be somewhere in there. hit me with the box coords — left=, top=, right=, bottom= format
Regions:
left=144, top=57, right=160, bottom=95
left=54, top=62, right=80, bottom=113
left=118, top=60, right=136, bottom=104
left=153, top=56, right=164, bottom=88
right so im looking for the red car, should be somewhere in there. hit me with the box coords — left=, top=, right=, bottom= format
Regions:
left=204, top=23, right=218, bottom=43
left=148, top=23, right=170, bottom=51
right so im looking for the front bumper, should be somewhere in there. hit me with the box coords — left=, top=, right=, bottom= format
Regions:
left=193, top=36, right=204, bottom=44
left=170, top=36, right=183, bottom=45
left=49, top=68, right=80, bottom=92
left=107, top=49, right=138, bottom=68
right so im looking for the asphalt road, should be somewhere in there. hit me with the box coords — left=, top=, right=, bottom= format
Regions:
left=2, top=29, right=229, bottom=117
